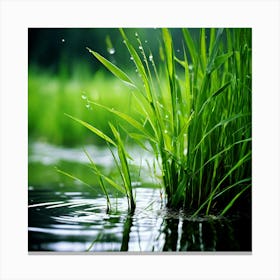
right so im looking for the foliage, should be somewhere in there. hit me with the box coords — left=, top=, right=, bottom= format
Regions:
left=69, top=28, right=252, bottom=215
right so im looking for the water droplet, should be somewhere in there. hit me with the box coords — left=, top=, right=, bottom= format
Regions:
left=176, top=49, right=180, bottom=53
left=86, top=104, right=91, bottom=109
left=164, top=130, right=168, bottom=134
left=188, top=65, right=194, bottom=71
left=139, top=45, right=143, bottom=50
left=145, top=40, right=148, bottom=43
left=165, top=114, right=169, bottom=119
left=130, top=56, right=134, bottom=61
left=135, top=69, right=138, bottom=73
left=81, top=94, right=87, bottom=100
left=135, top=32, right=139, bottom=37
left=183, top=133, right=187, bottom=137
left=107, top=47, right=115, bottom=55
left=61, top=38, right=65, bottom=43
left=149, top=54, right=153, bottom=61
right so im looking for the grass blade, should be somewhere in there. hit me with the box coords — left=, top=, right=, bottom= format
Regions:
left=65, top=113, right=116, bottom=146
left=83, top=148, right=111, bottom=212
left=86, top=47, right=135, bottom=88
left=220, top=184, right=251, bottom=215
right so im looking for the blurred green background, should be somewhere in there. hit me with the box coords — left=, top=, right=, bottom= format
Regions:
left=28, top=28, right=200, bottom=146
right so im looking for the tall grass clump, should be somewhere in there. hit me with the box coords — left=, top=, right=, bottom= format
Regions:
left=71, top=28, right=251, bottom=216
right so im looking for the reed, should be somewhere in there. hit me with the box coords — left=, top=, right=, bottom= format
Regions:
left=71, top=28, right=251, bottom=216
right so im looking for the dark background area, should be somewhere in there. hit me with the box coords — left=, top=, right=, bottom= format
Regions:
left=28, top=28, right=200, bottom=75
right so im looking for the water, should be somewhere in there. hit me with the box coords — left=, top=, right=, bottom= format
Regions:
left=28, top=141, right=251, bottom=252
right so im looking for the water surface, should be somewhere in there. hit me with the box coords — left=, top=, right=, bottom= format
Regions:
left=28, top=141, right=251, bottom=252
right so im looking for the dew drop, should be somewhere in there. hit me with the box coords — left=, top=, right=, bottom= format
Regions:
left=81, top=94, right=87, bottom=100
left=86, top=104, right=91, bottom=109
left=176, top=49, right=180, bottom=53
left=108, top=47, right=115, bottom=55
left=139, top=45, right=143, bottom=50
left=130, top=56, right=134, bottom=61
left=135, top=32, right=139, bottom=37
left=149, top=54, right=153, bottom=61
left=164, top=130, right=168, bottom=134
left=165, top=114, right=169, bottom=119
left=145, top=40, right=148, bottom=43
left=61, top=38, right=65, bottom=43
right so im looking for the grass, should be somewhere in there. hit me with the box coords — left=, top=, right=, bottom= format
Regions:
left=57, top=116, right=136, bottom=213
left=55, top=28, right=252, bottom=216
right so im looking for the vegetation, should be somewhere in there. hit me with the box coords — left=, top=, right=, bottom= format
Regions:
left=64, top=28, right=251, bottom=216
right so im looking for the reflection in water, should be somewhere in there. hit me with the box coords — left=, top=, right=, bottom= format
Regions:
left=28, top=188, right=251, bottom=252
left=162, top=218, right=179, bottom=251
left=120, top=215, right=133, bottom=251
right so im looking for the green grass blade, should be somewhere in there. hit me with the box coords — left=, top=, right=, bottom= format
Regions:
left=197, top=80, right=231, bottom=115
left=170, top=175, right=187, bottom=207
left=182, top=28, right=197, bottom=65
left=90, top=165, right=126, bottom=195
left=220, top=184, right=251, bottom=216
left=213, top=51, right=233, bottom=70
left=211, top=80, right=232, bottom=98
left=192, top=113, right=249, bottom=153
left=119, top=29, right=152, bottom=102
left=109, top=124, right=131, bottom=189
left=65, top=113, right=116, bottom=147
left=55, top=167, right=98, bottom=194
left=205, top=151, right=251, bottom=214
left=83, top=148, right=111, bottom=211
left=193, top=138, right=252, bottom=175
left=86, top=47, right=135, bottom=88
left=200, top=28, right=207, bottom=71
left=191, top=151, right=251, bottom=217
left=206, top=28, right=224, bottom=74
left=109, top=123, right=135, bottom=211
left=89, top=101, right=156, bottom=142
left=162, top=28, right=174, bottom=80
left=213, top=178, right=251, bottom=200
